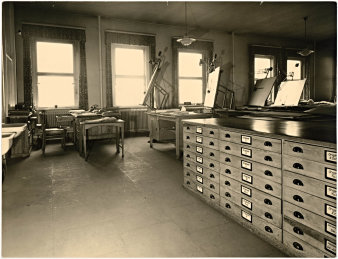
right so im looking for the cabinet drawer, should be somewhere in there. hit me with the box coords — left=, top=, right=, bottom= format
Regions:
left=220, top=187, right=282, bottom=227
left=184, top=142, right=220, bottom=161
left=218, top=163, right=281, bottom=198
left=184, top=176, right=196, bottom=190
left=283, top=230, right=334, bottom=257
left=184, top=161, right=219, bottom=181
left=220, top=174, right=281, bottom=211
left=220, top=199, right=282, bottom=242
left=283, top=217, right=336, bottom=255
left=194, top=173, right=219, bottom=194
left=183, top=132, right=195, bottom=144
left=284, top=141, right=336, bottom=165
left=283, top=201, right=336, bottom=238
left=220, top=163, right=281, bottom=184
left=183, top=124, right=196, bottom=134
left=219, top=141, right=281, bottom=168
left=202, top=126, right=219, bottom=138
left=283, top=186, right=336, bottom=220
left=184, top=158, right=219, bottom=173
left=283, top=170, right=336, bottom=202
left=195, top=183, right=220, bottom=204
left=283, top=154, right=336, bottom=184
left=219, top=129, right=281, bottom=153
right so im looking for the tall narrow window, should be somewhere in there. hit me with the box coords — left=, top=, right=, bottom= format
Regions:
left=287, top=59, right=302, bottom=80
left=254, top=55, right=275, bottom=102
left=34, top=41, right=78, bottom=108
left=111, top=44, right=149, bottom=107
left=178, top=51, right=203, bottom=104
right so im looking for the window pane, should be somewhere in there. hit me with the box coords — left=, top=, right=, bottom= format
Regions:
left=115, top=48, right=144, bottom=76
left=179, top=79, right=203, bottom=104
left=114, top=77, right=145, bottom=106
left=37, top=42, right=73, bottom=73
left=287, top=60, right=302, bottom=80
left=254, top=57, right=273, bottom=80
left=38, top=76, right=74, bottom=107
left=179, top=52, right=202, bottom=77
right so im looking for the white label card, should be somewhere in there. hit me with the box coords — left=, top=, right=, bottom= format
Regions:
left=326, top=168, right=337, bottom=181
left=325, top=239, right=336, bottom=254
left=241, top=198, right=252, bottom=210
left=241, top=161, right=252, bottom=171
left=196, top=166, right=203, bottom=174
left=241, top=147, right=252, bottom=157
left=196, top=136, right=203, bottom=144
left=325, top=204, right=336, bottom=218
left=241, top=210, right=252, bottom=222
left=196, top=156, right=203, bottom=164
left=241, top=135, right=252, bottom=145
left=242, top=173, right=253, bottom=184
left=196, top=146, right=203, bottom=154
left=196, top=127, right=203, bottom=134
left=325, top=151, right=337, bottom=163
left=326, top=186, right=336, bottom=199
left=196, top=175, right=203, bottom=184
left=241, top=185, right=252, bottom=197
left=197, top=185, right=203, bottom=193
left=326, top=221, right=336, bottom=236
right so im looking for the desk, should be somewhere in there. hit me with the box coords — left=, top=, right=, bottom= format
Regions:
left=147, top=111, right=212, bottom=159
left=81, top=119, right=125, bottom=160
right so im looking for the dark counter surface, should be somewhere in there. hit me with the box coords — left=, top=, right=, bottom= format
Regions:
left=182, top=117, right=336, bottom=145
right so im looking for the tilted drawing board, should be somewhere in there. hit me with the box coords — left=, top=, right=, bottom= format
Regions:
left=248, top=77, right=277, bottom=106
left=273, top=79, right=306, bottom=106
left=204, top=67, right=221, bottom=108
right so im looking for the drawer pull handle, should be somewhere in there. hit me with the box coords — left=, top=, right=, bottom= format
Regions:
left=293, top=227, right=304, bottom=235
left=264, top=199, right=272, bottom=205
left=293, top=146, right=303, bottom=153
left=209, top=130, right=214, bottom=135
left=264, top=141, right=272, bottom=147
left=210, top=184, right=215, bottom=189
left=225, top=169, right=231, bottom=174
left=264, top=170, right=273, bottom=177
left=293, top=242, right=303, bottom=251
left=264, top=156, right=272, bottom=161
left=225, top=157, right=231, bottom=162
left=225, top=192, right=231, bottom=197
left=265, top=184, right=273, bottom=191
left=209, top=141, right=214, bottom=146
left=293, top=179, right=304, bottom=186
left=225, top=133, right=231, bottom=138
left=186, top=136, right=190, bottom=140
left=187, top=126, right=190, bottom=130
left=209, top=163, right=215, bottom=168
left=225, top=146, right=231, bottom=150
left=293, top=163, right=304, bottom=170
left=293, top=195, right=304, bottom=203
left=264, top=212, right=273, bottom=219
left=186, top=154, right=190, bottom=158
left=294, top=211, right=304, bottom=219
left=186, top=144, right=190, bottom=148
left=209, top=174, right=215, bottom=178
left=209, top=152, right=215, bottom=157
left=210, top=194, right=215, bottom=199
left=225, top=203, right=231, bottom=208
left=186, top=181, right=190, bottom=185
left=186, top=163, right=190, bottom=167
left=264, top=226, right=273, bottom=233
left=186, top=172, right=190, bottom=176
left=225, top=181, right=231, bottom=186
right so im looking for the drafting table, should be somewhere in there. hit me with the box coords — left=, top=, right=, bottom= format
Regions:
left=147, top=111, right=212, bottom=159
left=80, top=119, right=125, bottom=161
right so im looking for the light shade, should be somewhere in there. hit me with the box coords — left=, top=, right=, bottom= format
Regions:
left=297, top=48, right=314, bottom=56
left=177, top=36, right=196, bottom=46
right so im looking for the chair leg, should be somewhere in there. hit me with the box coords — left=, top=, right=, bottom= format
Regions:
left=42, top=138, right=45, bottom=155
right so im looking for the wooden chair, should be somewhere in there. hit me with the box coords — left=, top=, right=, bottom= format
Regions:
left=56, top=115, right=75, bottom=145
left=40, top=111, right=66, bottom=155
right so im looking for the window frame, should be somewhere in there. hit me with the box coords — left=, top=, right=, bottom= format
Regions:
left=178, top=48, right=205, bottom=105
left=31, top=38, right=80, bottom=109
left=111, top=43, right=150, bottom=107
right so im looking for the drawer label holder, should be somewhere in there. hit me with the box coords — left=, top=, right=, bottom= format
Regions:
left=196, top=127, right=203, bottom=134
left=196, top=136, right=203, bottom=144
left=242, top=173, right=253, bottom=184
left=196, top=146, right=203, bottom=154
left=241, top=147, right=252, bottom=158
left=197, top=185, right=203, bottom=193
left=196, top=156, right=203, bottom=164
left=241, top=160, right=252, bottom=171
left=241, top=185, right=252, bottom=197
left=196, top=166, right=203, bottom=174
left=196, top=175, right=203, bottom=184
left=241, top=198, right=252, bottom=210
left=325, top=168, right=336, bottom=182
left=241, top=210, right=252, bottom=222
left=325, top=185, right=336, bottom=200
left=241, top=135, right=252, bottom=145
left=325, top=204, right=336, bottom=218
left=325, top=151, right=337, bottom=164
left=325, top=221, right=336, bottom=237
left=325, top=239, right=336, bottom=255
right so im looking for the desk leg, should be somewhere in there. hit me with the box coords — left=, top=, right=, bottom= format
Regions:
left=121, top=125, right=124, bottom=158
left=83, top=128, right=87, bottom=161
left=149, top=118, right=153, bottom=148
left=175, top=119, right=180, bottom=159
left=116, top=126, right=120, bottom=153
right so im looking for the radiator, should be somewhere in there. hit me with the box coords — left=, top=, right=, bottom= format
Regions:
left=119, top=108, right=149, bottom=133
left=38, top=109, right=70, bottom=128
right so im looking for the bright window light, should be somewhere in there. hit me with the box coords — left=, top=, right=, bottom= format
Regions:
left=179, top=52, right=202, bottom=77
left=287, top=60, right=302, bottom=80
left=254, top=57, right=273, bottom=81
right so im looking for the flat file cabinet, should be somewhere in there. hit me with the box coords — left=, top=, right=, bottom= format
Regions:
left=182, top=117, right=336, bottom=257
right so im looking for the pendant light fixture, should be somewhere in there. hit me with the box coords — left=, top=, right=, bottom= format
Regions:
left=177, top=2, right=196, bottom=46
left=297, top=16, right=314, bottom=56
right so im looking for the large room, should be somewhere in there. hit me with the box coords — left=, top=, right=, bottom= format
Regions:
left=2, top=1, right=336, bottom=257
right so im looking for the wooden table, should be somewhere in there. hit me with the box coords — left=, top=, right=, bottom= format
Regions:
left=147, top=111, right=212, bottom=159
left=80, top=119, right=125, bottom=161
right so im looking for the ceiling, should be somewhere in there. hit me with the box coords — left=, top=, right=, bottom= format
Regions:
left=14, top=1, right=337, bottom=41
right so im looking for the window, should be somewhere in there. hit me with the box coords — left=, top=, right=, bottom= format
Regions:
left=254, top=55, right=275, bottom=102
left=111, top=44, right=149, bottom=107
left=33, top=41, right=79, bottom=108
left=178, top=51, right=204, bottom=104
left=287, top=59, right=302, bottom=80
